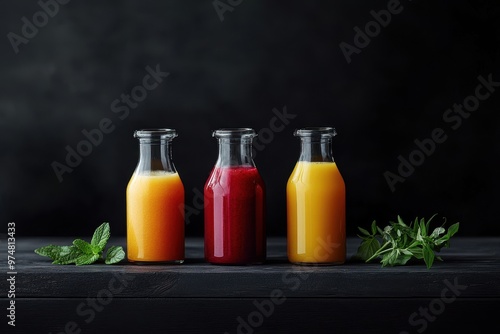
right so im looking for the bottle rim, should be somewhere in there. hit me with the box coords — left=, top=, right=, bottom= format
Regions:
left=294, top=127, right=337, bottom=138
left=134, top=128, right=178, bottom=139
left=212, top=128, right=256, bottom=138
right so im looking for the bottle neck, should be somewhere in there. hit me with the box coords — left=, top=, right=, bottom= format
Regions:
left=136, top=140, right=176, bottom=173
left=216, top=138, right=255, bottom=167
left=298, top=138, right=334, bottom=162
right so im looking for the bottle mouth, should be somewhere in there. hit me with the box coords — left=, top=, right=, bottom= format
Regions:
left=134, top=129, right=178, bottom=140
left=294, top=127, right=337, bottom=138
left=212, top=128, right=256, bottom=139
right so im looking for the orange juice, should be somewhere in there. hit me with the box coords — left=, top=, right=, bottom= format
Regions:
left=287, top=161, right=345, bottom=264
left=126, top=171, right=185, bottom=263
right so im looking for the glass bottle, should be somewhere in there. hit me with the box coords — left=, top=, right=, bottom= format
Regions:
left=286, top=127, right=346, bottom=265
left=204, top=128, right=266, bottom=265
left=126, top=129, right=185, bottom=264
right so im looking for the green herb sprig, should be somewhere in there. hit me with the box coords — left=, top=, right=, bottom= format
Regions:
left=34, top=222, right=125, bottom=265
left=354, top=214, right=459, bottom=269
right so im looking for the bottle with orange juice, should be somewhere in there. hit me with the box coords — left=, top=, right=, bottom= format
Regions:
left=126, top=129, right=185, bottom=264
left=286, top=127, right=346, bottom=265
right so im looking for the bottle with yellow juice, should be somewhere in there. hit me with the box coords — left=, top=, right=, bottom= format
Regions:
left=286, top=127, right=346, bottom=265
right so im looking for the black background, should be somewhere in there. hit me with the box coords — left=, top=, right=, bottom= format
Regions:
left=1, top=0, right=499, bottom=238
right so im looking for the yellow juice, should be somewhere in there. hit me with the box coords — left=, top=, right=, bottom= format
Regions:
left=287, top=161, right=345, bottom=264
left=126, top=171, right=185, bottom=262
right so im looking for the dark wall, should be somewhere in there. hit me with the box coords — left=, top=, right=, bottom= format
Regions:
left=1, top=0, right=499, bottom=238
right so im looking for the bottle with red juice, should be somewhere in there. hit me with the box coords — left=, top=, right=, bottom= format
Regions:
left=204, top=128, right=266, bottom=265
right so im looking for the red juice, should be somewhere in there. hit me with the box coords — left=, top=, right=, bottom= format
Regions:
left=204, top=166, right=266, bottom=264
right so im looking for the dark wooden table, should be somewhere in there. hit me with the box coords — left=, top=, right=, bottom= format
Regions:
left=2, top=237, right=499, bottom=333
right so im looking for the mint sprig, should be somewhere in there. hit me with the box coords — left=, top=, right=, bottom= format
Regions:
left=105, top=246, right=126, bottom=264
left=34, top=222, right=125, bottom=265
left=354, top=214, right=460, bottom=269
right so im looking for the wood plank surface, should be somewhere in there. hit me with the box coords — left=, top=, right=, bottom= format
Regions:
left=2, top=237, right=499, bottom=298
left=5, top=298, right=500, bottom=333
left=1, top=237, right=499, bottom=333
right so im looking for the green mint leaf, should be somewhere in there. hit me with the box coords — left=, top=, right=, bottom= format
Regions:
left=409, top=246, right=423, bottom=259
left=371, top=220, right=378, bottom=235
left=34, top=245, right=75, bottom=261
left=91, top=222, right=111, bottom=251
left=435, top=222, right=460, bottom=248
left=430, top=227, right=445, bottom=239
left=73, top=239, right=95, bottom=255
left=419, top=218, right=427, bottom=237
left=392, top=253, right=413, bottom=266
left=376, top=226, right=384, bottom=235
left=397, top=215, right=406, bottom=227
left=416, top=227, right=424, bottom=242
left=75, top=254, right=100, bottom=266
left=400, top=249, right=413, bottom=256
left=413, top=219, right=419, bottom=234
left=423, top=244, right=435, bottom=269
left=380, top=249, right=398, bottom=267
left=357, top=226, right=371, bottom=237
left=53, top=246, right=84, bottom=265
left=34, top=245, right=64, bottom=259
left=355, top=237, right=381, bottom=261
left=105, top=246, right=126, bottom=264
left=447, top=222, right=460, bottom=238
